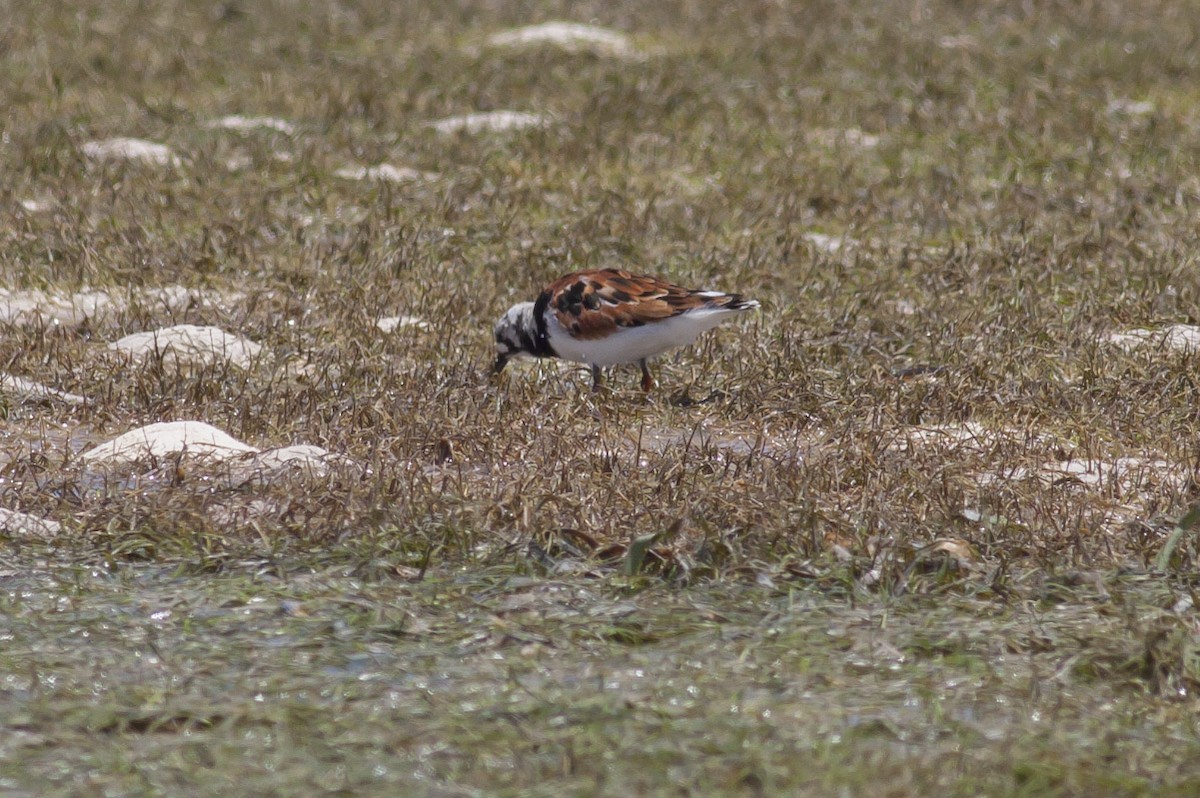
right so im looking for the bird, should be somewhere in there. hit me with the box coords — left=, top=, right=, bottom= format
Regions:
left=493, top=268, right=759, bottom=392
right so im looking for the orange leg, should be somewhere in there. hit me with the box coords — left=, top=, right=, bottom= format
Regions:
left=639, top=359, right=655, bottom=393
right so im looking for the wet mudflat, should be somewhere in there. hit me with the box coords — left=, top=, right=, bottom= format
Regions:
left=4, top=556, right=1199, bottom=796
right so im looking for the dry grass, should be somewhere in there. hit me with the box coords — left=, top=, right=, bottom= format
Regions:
left=4, top=0, right=1200, bottom=794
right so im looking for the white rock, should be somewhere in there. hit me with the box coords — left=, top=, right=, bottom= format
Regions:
left=19, top=198, right=52, bottom=213
left=937, top=35, right=978, bottom=50
left=205, top=115, right=295, bottom=134
left=223, top=154, right=253, bottom=171
left=81, top=137, right=180, bottom=166
left=0, top=508, right=62, bottom=539
left=138, top=285, right=230, bottom=314
left=0, top=287, right=114, bottom=326
left=843, top=129, right=881, bottom=148
left=430, top=111, right=551, bottom=134
left=231, top=445, right=351, bottom=484
left=0, top=374, right=89, bottom=405
left=1107, top=99, right=1155, bottom=116
left=1106, top=324, right=1200, bottom=354
left=0, top=285, right=229, bottom=328
left=255, top=444, right=338, bottom=470
left=1158, top=326, right=1200, bottom=352
left=487, top=22, right=637, bottom=57
left=295, top=205, right=369, bottom=229
left=811, top=128, right=881, bottom=149
left=376, top=315, right=431, bottom=333
left=110, top=324, right=263, bottom=369
left=803, top=232, right=850, bottom=253
left=81, top=421, right=258, bottom=464
left=80, top=422, right=353, bottom=487
left=334, top=164, right=437, bottom=183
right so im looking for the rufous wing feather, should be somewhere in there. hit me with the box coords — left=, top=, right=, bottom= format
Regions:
left=544, top=269, right=734, bottom=341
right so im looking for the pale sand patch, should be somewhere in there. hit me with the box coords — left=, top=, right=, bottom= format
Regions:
left=991, top=457, right=1187, bottom=493
left=616, top=423, right=812, bottom=467
left=891, top=424, right=1186, bottom=490
left=887, top=422, right=1015, bottom=453
left=890, top=422, right=1188, bottom=536
left=983, top=456, right=1189, bottom=535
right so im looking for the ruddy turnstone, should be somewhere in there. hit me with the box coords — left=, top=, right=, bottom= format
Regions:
left=493, top=269, right=759, bottom=391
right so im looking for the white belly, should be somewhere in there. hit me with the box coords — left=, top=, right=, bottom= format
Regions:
left=544, top=307, right=744, bottom=366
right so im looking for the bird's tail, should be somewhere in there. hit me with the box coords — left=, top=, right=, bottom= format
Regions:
left=694, top=292, right=759, bottom=311
left=721, top=294, right=760, bottom=311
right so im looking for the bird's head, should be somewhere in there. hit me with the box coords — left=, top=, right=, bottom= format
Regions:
left=492, top=301, right=538, bottom=375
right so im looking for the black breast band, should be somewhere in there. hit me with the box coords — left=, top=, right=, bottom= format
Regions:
left=529, top=291, right=557, bottom=358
